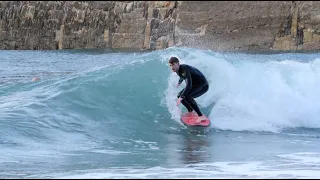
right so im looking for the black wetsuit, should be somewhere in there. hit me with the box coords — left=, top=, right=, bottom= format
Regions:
left=176, top=64, right=209, bottom=116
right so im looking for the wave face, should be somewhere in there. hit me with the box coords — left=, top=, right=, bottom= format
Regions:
left=2, top=48, right=320, bottom=140
left=1, top=48, right=320, bottom=178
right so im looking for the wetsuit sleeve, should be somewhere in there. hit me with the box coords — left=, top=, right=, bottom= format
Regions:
left=180, top=70, right=192, bottom=98
left=178, top=77, right=183, bottom=85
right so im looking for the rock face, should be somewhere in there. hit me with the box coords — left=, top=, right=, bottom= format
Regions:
left=0, top=1, right=320, bottom=51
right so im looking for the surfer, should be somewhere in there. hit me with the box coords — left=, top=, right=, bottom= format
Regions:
left=168, top=57, right=209, bottom=122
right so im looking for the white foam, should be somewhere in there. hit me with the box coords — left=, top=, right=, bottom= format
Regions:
left=90, top=149, right=131, bottom=155
left=162, top=48, right=320, bottom=132
left=37, top=152, right=320, bottom=179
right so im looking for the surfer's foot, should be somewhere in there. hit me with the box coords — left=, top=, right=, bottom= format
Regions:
left=186, top=110, right=194, bottom=115
left=196, top=115, right=206, bottom=123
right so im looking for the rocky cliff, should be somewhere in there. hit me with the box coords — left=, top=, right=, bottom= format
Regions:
left=0, top=1, right=320, bottom=51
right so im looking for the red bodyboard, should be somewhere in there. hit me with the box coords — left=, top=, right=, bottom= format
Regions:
left=180, top=112, right=211, bottom=127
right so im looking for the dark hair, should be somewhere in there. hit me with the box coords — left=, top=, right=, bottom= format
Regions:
left=169, top=57, right=179, bottom=64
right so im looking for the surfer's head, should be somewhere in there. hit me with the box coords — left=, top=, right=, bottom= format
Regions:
left=169, top=57, right=180, bottom=72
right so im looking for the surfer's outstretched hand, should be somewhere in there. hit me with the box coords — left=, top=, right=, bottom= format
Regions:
left=176, top=97, right=182, bottom=106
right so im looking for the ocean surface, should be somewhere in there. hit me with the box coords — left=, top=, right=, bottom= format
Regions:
left=1, top=47, right=320, bottom=178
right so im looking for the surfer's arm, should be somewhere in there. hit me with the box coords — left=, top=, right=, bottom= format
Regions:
left=180, top=70, right=192, bottom=98
left=178, top=77, right=183, bottom=85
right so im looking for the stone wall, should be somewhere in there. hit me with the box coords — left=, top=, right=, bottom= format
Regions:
left=272, top=1, right=320, bottom=51
left=175, top=1, right=292, bottom=51
left=0, top=1, right=320, bottom=51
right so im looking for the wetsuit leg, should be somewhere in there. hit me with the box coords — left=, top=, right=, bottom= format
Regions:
left=181, top=99, right=193, bottom=112
left=177, top=88, right=193, bottom=112
left=183, top=84, right=209, bottom=116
